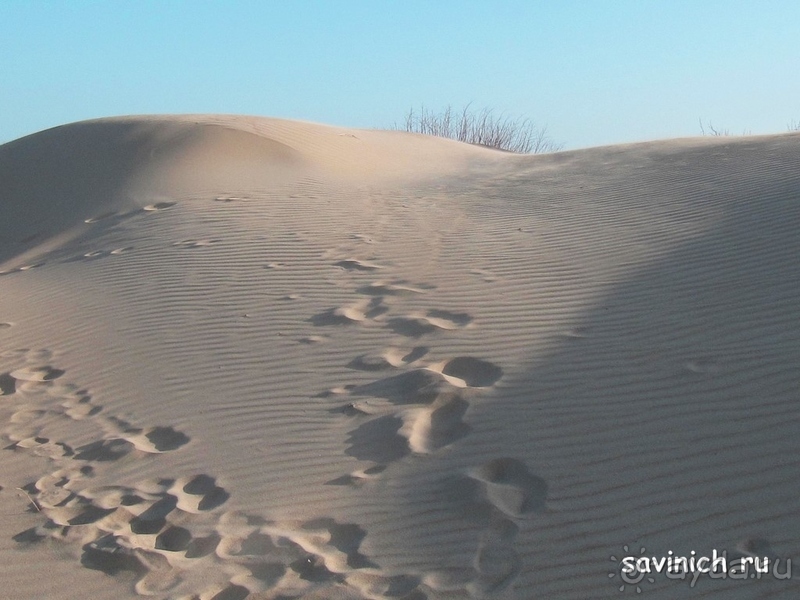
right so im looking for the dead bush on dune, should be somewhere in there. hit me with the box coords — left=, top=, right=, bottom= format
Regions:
left=396, top=104, right=562, bottom=154
left=699, top=118, right=731, bottom=136
left=699, top=118, right=800, bottom=136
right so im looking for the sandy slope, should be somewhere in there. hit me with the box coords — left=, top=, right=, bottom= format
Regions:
left=1, top=115, right=799, bottom=599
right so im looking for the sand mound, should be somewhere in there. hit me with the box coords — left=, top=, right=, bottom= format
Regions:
left=1, top=116, right=799, bottom=599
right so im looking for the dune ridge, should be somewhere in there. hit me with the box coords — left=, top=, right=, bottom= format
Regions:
left=1, top=116, right=800, bottom=598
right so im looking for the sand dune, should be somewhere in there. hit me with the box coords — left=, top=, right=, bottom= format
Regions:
left=1, top=115, right=800, bottom=599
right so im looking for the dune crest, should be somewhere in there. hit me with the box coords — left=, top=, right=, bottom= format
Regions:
left=1, top=116, right=800, bottom=598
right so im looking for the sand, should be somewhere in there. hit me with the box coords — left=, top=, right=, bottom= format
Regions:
left=1, top=115, right=799, bottom=599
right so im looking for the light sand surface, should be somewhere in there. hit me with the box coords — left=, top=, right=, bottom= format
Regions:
left=1, top=115, right=799, bottom=599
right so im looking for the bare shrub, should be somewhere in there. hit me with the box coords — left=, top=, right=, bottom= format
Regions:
left=397, top=104, right=561, bottom=154
left=698, top=118, right=730, bottom=136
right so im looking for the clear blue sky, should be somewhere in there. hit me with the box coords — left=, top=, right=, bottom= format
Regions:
left=1, top=1, right=798, bottom=149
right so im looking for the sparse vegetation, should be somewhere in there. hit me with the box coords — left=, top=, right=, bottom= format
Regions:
left=698, top=119, right=731, bottom=136
left=699, top=118, right=800, bottom=136
left=397, top=104, right=561, bottom=154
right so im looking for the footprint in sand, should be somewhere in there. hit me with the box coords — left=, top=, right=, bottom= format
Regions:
left=297, top=335, right=328, bottom=345
left=439, top=356, right=503, bottom=388
left=83, top=211, right=143, bottom=225
left=385, top=317, right=445, bottom=337
left=562, top=325, right=592, bottom=339
left=442, top=460, right=542, bottom=596
left=7, top=380, right=100, bottom=422
left=400, top=391, right=472, bottom=454
left=468, top=514, right=523, bottom=596
left=0, top=372, right=16, bottom=395
left=386, top=309, right=473, bottom=337
left=20, top=348, right=53, bottom=361
left=318, top=384, right=358, bottom=400
left=296, top=518, right=379, bottom=570
left=16, top=471, right=233, bottom=596
left=5, top=306, right=514, bottom=599
left=684, top=356, right=719, bottom=375
left=350, top=233, right=376, bottom=244
left=346, top=572, right=422, bottom=598
left=347, top=353, right=397, bottom=372
left=208, top=512, right=393, bottom=596
left=8, top=408, right=51, bottom=427
left=334, top=259, right=383, bottom=272
left=172, top=239, right=218, bottom=248
left=9, top=365, right=65, bottom=382
left=349, top=355, right=501, bottom=404
left=0, top=356, right=76, bottom=404
left=1, top=354, right=220, bottom=597
left=80, top=250, right=105, bottom=260
left=310, top=297, right=388, bottom=326
left=470, top=268, right=499, bottom=283
left=98, top=416, right=191, bottom=453
left=0, top=266, right=44, bottom=276
left=84, top=211, right=119, bottom=224
left=344, top=415, right=410, bottom=464
left=9, top=365, right=441, bottom=600
left=731, top=536, right=782, bottom=564
left=426, top=309, right=474, bottom=327
left=142, top=201, right=176, bottom=212
left=325, top=464, right=387, bottom=487
left=311, top=307, right=365, bottom=327
left=72, top=438, right=134, bottom=462
left=340, top=366, right=484, bottom=462
left=170, top=474, right=230, bottom=513
left=351, top=368, right=449, bottom=405
left=59, top=392, right=102, bottom=421
left=469, top=458, right=548, bottom=518
left=346, top=346, right=428, bottom=371
left=17, top=263, right=45, bottom=272
left=355, top=281, right=429, bottom=297
left=4, top=368, right=67, bottom=404
left=126, top=426, right=191, bottom=453
left=7, top=435, right=74, bottom=460
left=11, top=422, right=188, bottom=463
